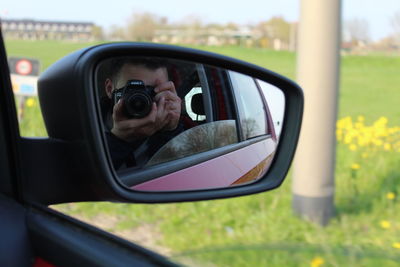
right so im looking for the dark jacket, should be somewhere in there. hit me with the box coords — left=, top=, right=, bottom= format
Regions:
left=101, top=97, right=184, bottom=170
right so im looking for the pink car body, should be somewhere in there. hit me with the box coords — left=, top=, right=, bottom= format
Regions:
left=132, top=137, right=276, bottom=191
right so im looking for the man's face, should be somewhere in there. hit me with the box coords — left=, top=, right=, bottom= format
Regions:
left=115, top=64, right=168, bottom=91
left=105, top=62, right=181, bottom=141
left=106, top=63, right=168, bottom=99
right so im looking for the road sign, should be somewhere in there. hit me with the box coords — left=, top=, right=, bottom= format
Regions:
left=8, top=57, right=40, bottom=96
left=15, top=59, right=33, bottom=75
left=8, top=57, right=40, bottom=76
left=10, top=75, right=38, bottom=96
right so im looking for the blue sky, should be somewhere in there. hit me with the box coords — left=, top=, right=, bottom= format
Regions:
left=1, top=0, right=399, bottom=41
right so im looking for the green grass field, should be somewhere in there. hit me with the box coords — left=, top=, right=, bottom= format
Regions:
left=6, top=40, right=400, bottom=266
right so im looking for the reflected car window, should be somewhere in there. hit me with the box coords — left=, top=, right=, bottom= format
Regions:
left=257, top=79, right=285, bottom=138
left=229, top=71, right=268, bottom=139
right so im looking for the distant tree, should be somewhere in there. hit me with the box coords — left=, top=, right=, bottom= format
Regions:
left=255, top=17, right=291, bottom=49
left=91, top=25, right=104, bottom=41
left=179, top=15, right=203, bottom=31
left=225, top=22, right=239, bottom=31
left=205, top=23, right=224, bottom=31
left=242, top=118, right=259, bottom=139
left=257, top=16, right=290, bottom=42
left=108, top=25, right=126, bottom=41
left=126, top=12, right=162, bottom=41
left=268, top=16, right=290, bottom=43
left=159, top=16, right=169, bottom=28
left=374, top=36, right=398, bottom=51
left=344, top=18, right=370, bottom=44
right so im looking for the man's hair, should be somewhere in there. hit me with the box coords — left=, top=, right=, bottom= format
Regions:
left=108, top=57, right=169, bottom=87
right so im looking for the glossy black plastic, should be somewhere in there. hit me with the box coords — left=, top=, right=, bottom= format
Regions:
left=23, top=42, right=304, bottom=204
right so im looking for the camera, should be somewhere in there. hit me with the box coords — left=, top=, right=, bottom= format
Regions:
left=112, top=80, right=156, bottom=119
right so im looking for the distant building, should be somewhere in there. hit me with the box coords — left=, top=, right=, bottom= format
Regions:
left=153, top=26, right=255, bottom=47
left=1, top=19, right=94, bottom=41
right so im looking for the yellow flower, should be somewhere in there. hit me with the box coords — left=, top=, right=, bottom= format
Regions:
left=26, top=98, right=36, bottom=108
left=378, top=116, right=388, bottom=125
left=355, top=122, right=363, bottom=129
left=380, top=220, right=391, bottom=229
left=349, top=144, right=357, bottom=151
left=344, top=135, right=352, bottom=144
left=384, top=143, right=391, bottom=151
left=374, top=139, right=383, bottom=146
left=386, top=192, right=396, bottom=200
left=336, top=129, right=343, bottom=141
left=310, top=256, right=324, bottom=267
left=351, top=163, right=360, bottom=170
left=361, top=152, right=369, bottom=158
left=393, top=242, right=400, bottom=249
left=336, top=116, right=400, bottom=153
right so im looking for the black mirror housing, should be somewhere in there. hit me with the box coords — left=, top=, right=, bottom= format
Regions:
left=29, top=43, right=303, bottom=205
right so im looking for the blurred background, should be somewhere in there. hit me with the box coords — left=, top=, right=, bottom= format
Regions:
left=2, top=0, right=400, bottom=266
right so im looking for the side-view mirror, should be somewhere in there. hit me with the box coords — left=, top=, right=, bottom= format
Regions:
left=29, top=43, right=303, bottom=204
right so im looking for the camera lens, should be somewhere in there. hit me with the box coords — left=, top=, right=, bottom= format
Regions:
left=125, top=93, right=152, bottom=118
left=132, top=97, right=146, bottom=111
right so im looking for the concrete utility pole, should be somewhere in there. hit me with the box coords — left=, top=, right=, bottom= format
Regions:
left=293, top=0, right=341, bottom=225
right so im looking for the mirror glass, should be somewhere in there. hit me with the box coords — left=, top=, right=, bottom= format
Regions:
left=96, top=57, right=285, bottom=192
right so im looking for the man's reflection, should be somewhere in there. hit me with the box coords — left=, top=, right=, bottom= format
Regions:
left=101, top=58, right=183, bottom=169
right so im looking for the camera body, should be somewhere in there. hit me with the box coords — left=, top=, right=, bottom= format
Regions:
left=112, top=80, right=156, bottom=119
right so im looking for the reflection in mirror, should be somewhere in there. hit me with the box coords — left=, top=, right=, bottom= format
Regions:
left=96, top=57, right=285, bottom=192
left=258, top=79, right=285, bottom=139
left=147, top=120, right=237, bottom=166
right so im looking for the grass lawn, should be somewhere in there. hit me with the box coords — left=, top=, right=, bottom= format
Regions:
left=5, top=40, right=400, bottom=266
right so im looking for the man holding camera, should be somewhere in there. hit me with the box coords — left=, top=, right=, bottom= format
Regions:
left=102, top=58, right=183, bottom=169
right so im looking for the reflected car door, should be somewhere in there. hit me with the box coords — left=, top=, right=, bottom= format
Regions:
left=132, top=68, right=278, bottom=191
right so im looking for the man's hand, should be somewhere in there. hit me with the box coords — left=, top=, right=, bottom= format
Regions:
left=110, top=80, right=181, bottom=142
left=154, top=81, right=182, bottom=131
left=111, top=97, right=168, bottom=143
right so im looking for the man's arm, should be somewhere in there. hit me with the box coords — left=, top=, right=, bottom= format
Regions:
left=154, top=80, right=182, bottom=131
left=105, top=131, right=148, bottom=169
